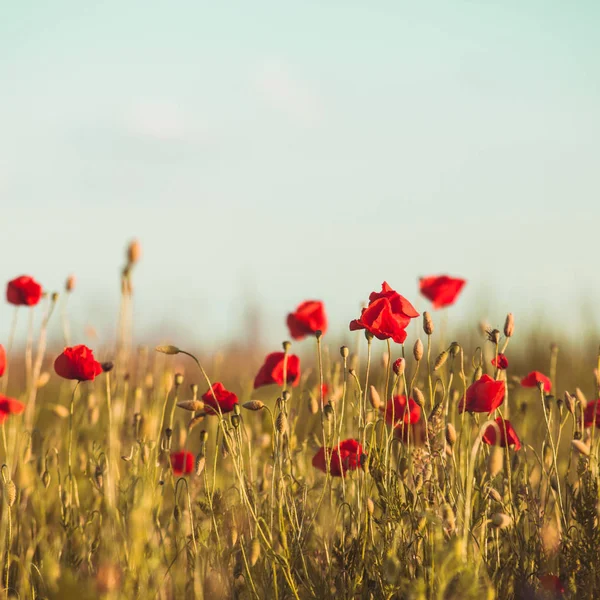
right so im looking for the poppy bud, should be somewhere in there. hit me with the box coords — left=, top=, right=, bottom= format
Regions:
left=249, top=538, right=261, bottom=567
left=155, top=345, right=180, bottom=355
left=101, top=361, right=114, bottom=373
left=445, top=423, right=457, bottom=447
left=487, top=447, right=503, bottom=478
left=434, top=351, right=448, bottom=371
left=490, top=513, right=511, bottom=529
left=127, top=239, right=141, bottom=265
left=393, top=358, right=405, bottom=376
left=472, top=366, right=483, bottom=384
left=423, top=312, right=434, bottom=335
left=369, top=385, right=382, bottom=410
left=65, top=275, right=76, bottom=292
left=3, top=480, right=16, bottom=507
left=572, top=439, right=590, bottom=456
left=449, top=342, right=460, bottom=357
left=243, top=400, right=265, bottom=411
left=488, top=488, right=502, bottom=503
left=173, top=505, right=181, bottom=522
left=233, top=403, right=241, bottom=416
left=413, top=339, right=424, bottom=362
left=231, top=414, right=241, bottom=429
left=412, top=387, right=425, bottom=408
left=575, top=388, right=587, bottom=409
left=504, top=313, right=514, bottom=338
left=340, top=346, right=349, bottom=359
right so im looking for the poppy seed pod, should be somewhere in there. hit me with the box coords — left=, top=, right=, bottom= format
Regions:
left=413, top=339, right=424, bottom=362
left=340, top=346, right=349, bottom=359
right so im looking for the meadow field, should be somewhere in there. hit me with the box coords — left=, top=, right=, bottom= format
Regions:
left=0, top=241, right=597, bottom=600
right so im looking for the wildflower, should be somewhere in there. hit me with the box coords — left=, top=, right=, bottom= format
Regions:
left=491, top=354, right=509, bottom=370
left=201, top=382, right=238, bottom=415
left=482, top=417, right=521, bottom=450
left=349, top=282, right=419, bottom=344
left=54, top=345, right=103, bottom=381
left=7, top=275, right=43, bottom=306
left=521, top=371, right=552, bottom=393
left=418, top=275, right=466, bottom=309
left=0, top=395, right=25, bottom=424
left=170, top=450, right=194, bottom=476
left=286, top=300, right=327, bottom=340
left=383, top=395, right=421, bottom=426
left=253, top=352, right=300, bottom=389
left=459, top=374, right=505, bottom=414
left=312, top=439, right=363, bottom=477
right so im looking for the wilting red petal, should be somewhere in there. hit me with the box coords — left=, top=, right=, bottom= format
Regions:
left=384, top=396, right=421, bottom=426
left=54, top=345, right=103, bottom=381
left=201, top=382, right=238, bottom=414
left=254, top=352, right=300, bottom=389
left=312, top=439, right=363, bottom=477
left=419, top=276, right=466, bottom=310
left=350, top=282, right=418, bottom=344
left=286, top=300, right=327, bottom=340
left=491, top=354, right=509, bottom=370
left=521, top=371, right=552, bottom=392
left=459, top=374, right=505, bottom=414
left=0, top=345, right=6, bottom=378
left=6, top=275, right=43, bottom=306
left=482, top=417, right=521, bottom=450
left=170, top=450, right=194, bottom=476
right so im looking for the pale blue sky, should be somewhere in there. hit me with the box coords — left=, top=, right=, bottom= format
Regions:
left=1, top=1, right=599, bottom=346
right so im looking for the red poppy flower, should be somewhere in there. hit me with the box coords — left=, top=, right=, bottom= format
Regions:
left=254, top=352, right=300, bottom=389
left=312, top=439, right=363, bottom=477
left=286, top=300, right=327, bottom=340
left=170, top=450, right=194, bottom=476
left=54, top=345, right=103, bottom=381
left=419, top=275, right=466, bottom=309
left=0, top=345, right=5, bottom=378
left=6, top=275, right=43, bottom=306
left=349, top=282, right=419, bottom=344
left=383, top=395, right=421, bottom=426
left=539, top=574, right=565, bottom=595
left=201, top=382, right=238, bottom=415
left=583, top=400, right=600, bottom=428
left=459, top=374, right=505, bottom=414
left=491, top=354, right=508, bottom=370
left=0, top=395, right=25, bottom=424
left=482, top=417, right=521, bottom=450
left=521, top=371, right=552, bottom=393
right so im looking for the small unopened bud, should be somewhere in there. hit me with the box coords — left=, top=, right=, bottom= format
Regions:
left=423, top=312, right=434, bottom=335
left=572, top=439, right=590, bottom=456
left=413, top=339, right=424, bottom=362
left=282, top=341, right=291, bottom=352
left=369, top=385, right=382, bottom=410
left=250, top=538, right=261, bottom=566
left=177, top=400, right=204, bottom=412
left=101, top=361, right=114, bottom=373
left=340, top=346, right=349, bottom=359
left=490, top=513, right=511, bottom=529
left=504, top=313, right=514, bottom=338
left=412, top=387, right=425, bottom=408
left=231, top=414, right=241, bottom=428
left=174, top=373, right=184, bottom=387
left=434, top=351, right=448, bottom=371
left=448, top=342, right=460, bottom=357
left=282, top=390, right=291, bottom=402
left=127, top=239, right=141, bottom=265
left=393, top=358, right=405, bottom=376
left=445, top=423, right=457, bottom=447
left=472, top=366, right=483, bottom=384
left=65, top=275, right=76, bottom=292
left=487, top=447, right=504, bottom=478
left=243, top=400, right=265, bottom=411
left=233, top=404, right=241, bottom=416
left=155, top=345, right=180, bottom=355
